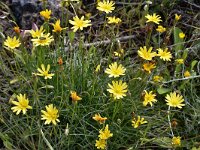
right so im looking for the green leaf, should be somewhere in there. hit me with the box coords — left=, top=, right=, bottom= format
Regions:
left=173, top=27, right=184, bottom=55
left=157, top=87, right=171, bottom=94
left=191, top=60, right=198, bottom=70
left=152, top=137, right=172, bottom=148
left=0, top=133, right=13, bottom=149
left=68, top=31, right=75, bottom=43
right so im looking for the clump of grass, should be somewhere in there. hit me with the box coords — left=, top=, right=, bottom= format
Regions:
left=1, top=0, right=200, bottom=149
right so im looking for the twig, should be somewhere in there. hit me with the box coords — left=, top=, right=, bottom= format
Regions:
left=163, top=75, right=200, bottom=84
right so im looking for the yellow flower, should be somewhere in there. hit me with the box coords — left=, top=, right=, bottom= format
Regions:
left=153, top=75, right=163, bottom=82
left=157, top=48, right=172, bottom=61
left=184, top=71, right=191, bottom=77
left=113, top=49, right=124, bottom=57
left=69, top=16, right=91, bottom=32
left=92, top=113, right=107, bottom=124
left=175, top=59, right=184, bottom=64
left=156, top=25, right=166, bottom=33
left=70, top=91, right=82, bottom=102
left=36, top=64, right=54, bottom=79
left=30, top=26, right=45, bottom=38
left=13, top=26, right=20, bottom=34
left=145, top=13, right=162, bottom=24
left=172, top=136, right=181, bottom=147
left=143, top=62, right=156, bottom=73
left=98, top=124, right=113, bottom=140
left=97, top=0, right=115, bottom=14
left=41, top=104, right=60, bottom=125
left=132, top=116, right=147, bottom=128
left=138, top=46, right=156, bottom=60
left=179, top=32, right=185, bottom=39
left=40, top=9, right=51, bottom=20
left=175, top=14, right=181, bottom=21
left=52, top=19, right=63, bottom=32
left=4, top=36, right=21, bottom=49
left=143, top=90, right=157, bottom=107
left=95, top=64, right=101, bottom=73
left=107, top=16, right=121, bottom=24
left=95, top=138, right=107, bottom=149
left=107, top=80, right=128, bottom=99
left=31, top=33, right=54, bottom=46
left=11, top=94, right=32, bottom=115
left=165, top=92, right=185, bottom=109
left=105, top=62, right=126, bottom=78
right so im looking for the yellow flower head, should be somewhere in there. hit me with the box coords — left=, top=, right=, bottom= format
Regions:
left=153, top=75, right=163, bottom=82
left=175, top=59, right=184, bottom=64
left=157, top=48, right=172, bottom=61
left=13, top=26, right=20, bottom=34
left=172, top=136, right=181, bottom=147
left=145, top=13, right=162, bottom=24
left=31, top=33, right=54, bottom=46
left=4, top=36, right=21, bottom=49
left=92, top=113, right=107, bottom=124
left=105, top=62, right=126, bottom=78
left=41, top=104, right=60, bottom=125
left=107, top=80, right=128, bottom=100
left=184, top=71, right=191, bottom=77
left=143, top=90, right=157, bottom=107
left=95, top=138, right=107, bottom=149
left=156, top=25, right=166, bottom=33
left=165, top=92, right=185, bottom=109
left=69, top=16, right=91, bottom=32
left=30, top=26, right=45, bottom=38
left=70, top=91, right=82, bottom=102
left=175, top=14, right=181, bottom=21
left=98, top=124, right=113, bottom=140
left=11, top=94, right=32, bottom=115
left=107, top=16, right=121, bottom=24
left=52, top=19, right=63, bottom=32
left=36, top=64, right=54, bottom=79
left=132, top=116, right=147, bottom=128
left=95, top=64, right=101, bottom=73
left=179, top=32, right=185, bottom=39
left=143, top=62, right=156, bottom=73
left=40, top=9, right=51, bottom=20
left=97, top=0, right=115, bottom=14
left=138, top=46, right=156, bottom=60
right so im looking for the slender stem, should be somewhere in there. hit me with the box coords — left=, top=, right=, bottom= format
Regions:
left=167, top=106, right=174, bottom=136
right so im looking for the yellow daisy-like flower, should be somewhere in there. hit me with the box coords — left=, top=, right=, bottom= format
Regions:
left=69, top=16, right=91, bottom=32
left=11, top=94, right=32, bottom=115
left=4, top=36, right=21, bottom=49
left=30, top=26, right=45, bottom=38
left=13, top=26, right=20, bottom=34
left=138, top=46, right=157, bottom=60
left=105, top=62, right=126, bottom=78
left=92, top=113, right=107, bottom=124
left=156, top=25, right=166, bottom=33
left=184, top=71, right=191, bottom=77
left=107, top=80, right=128, bottom=99
left=95, top=138, right=106, bottom=149
left=70, top=91, right=82, bottom=103
left=97, top=0, right=115, bottom=14
left=98, top=124, right=113, bottom=140
left=41, top=104, right=60, bottom=125
left=36, top=64, right=54, bottom=79
left=165, top=92, right=185, bottom=109
left=145, top=13, right=162, bottom=24
left=132, top=116, right=147, bottom=128
left=175, top=59, right=184, bottom=64
left=157, top=48, right=172, bottom=61
left=179, top=32, right=185, bottom=39
left=153, top=75, right=163, bottom=82
left=40, top=9, right=51, bottom=20
left=175, top=14, right=181, bottom=21
left=143, top=90, right=157, bottom=107
left=143, top=62, right=156, bottom=73
left=52, top=19, right=63, bottom=32
left=172, top=136, right=181, bottom=147
left=107, top=16, right=121, bottom=24
left=31, top=33, right=54, bottom=46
